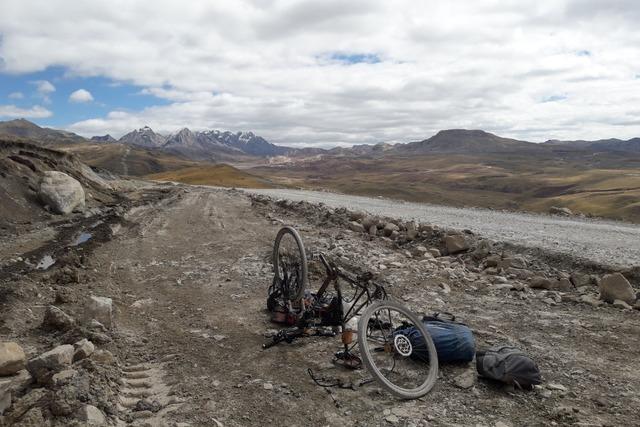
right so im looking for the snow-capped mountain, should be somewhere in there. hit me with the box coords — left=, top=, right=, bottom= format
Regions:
left=115, top=126, right=288, bottom=159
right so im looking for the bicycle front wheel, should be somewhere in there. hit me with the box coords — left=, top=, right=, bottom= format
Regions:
left=357, top=300, right=438, bottom=399
left=272, top=226, right=308, bottom=302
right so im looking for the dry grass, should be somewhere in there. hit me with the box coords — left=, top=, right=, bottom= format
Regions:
left=146, top=164, right=274, bottom=188
left=251, top=152, right=640, bottom=223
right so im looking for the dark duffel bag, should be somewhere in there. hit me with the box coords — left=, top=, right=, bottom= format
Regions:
left=476, top=346, right=542, bottom=389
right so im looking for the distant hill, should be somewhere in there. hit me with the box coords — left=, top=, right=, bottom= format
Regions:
left=0, top=119, right=87, bottom=145
left=396, top=129, right=545, bottom=154
left=90, top=134, right=117, bottom=143
left=545, top=137, right=640, bottom=153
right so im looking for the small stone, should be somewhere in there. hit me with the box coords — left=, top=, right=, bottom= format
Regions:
left=73, top=339, right=95, bottom=361
left=77, top=404, right=106, bottom=425
left=131, top=298, right=154, bottom=309
left=547, top=383, right=567, bottom=391
left=348, top=221, right=365, bottom=233
left=0, top=342, right=26, bottom=376
left=26, top=344, right=74, bottom=384
left=385, top=414, right=400, bottom=424
left=0, top=390, right=10, bottom=415
left=90, top=349, right=116, bottom=365
left=5, top=388, right=48, bottom=424
left=438, top=283, right=451, bottom=294
left=556, top=278, right=573, bottom=291
left=263, top=382, right=273, bottom=390
left=367, top=225, right=377, bottom=236
left=383, top=222, right=399, bottom=237
left=445, top=234, right=470, bottom=254
left=571, top=272, right=593, bottom=288
left=14, top=406, right=46, bottom=425
left=453, top=369, right=476, bottom=389
left=0, top=369, right=32, bottom=396
left=529, top=276, right=553, bottom=290
left=428, top=248, right=441, bottom=258
left=51, top=368, right=77, bottom=386
left=85, top=296, right=113, bottom=329
left=612, top=299, right=633, bottom=310
left=579, top=294, right=603, bottom=307
left=42, top=305, right=75, bottom=331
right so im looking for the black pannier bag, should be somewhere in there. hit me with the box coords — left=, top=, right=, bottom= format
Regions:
left=476, top=346, right=542, bottom=389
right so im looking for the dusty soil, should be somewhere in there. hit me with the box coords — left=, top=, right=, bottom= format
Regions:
left=1, top=183, right=639, bottom=426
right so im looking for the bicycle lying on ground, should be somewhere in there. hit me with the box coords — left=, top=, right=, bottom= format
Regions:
left=263, top=226, right=439, bottom=399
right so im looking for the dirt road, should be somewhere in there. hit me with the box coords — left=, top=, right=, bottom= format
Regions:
left=246, top=188, right=640, bottom=268
left=2, top=183, right=639, bottom=426
left=91, top=185, right=639, bottom=425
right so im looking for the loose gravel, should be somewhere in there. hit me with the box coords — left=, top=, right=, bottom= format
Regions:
left=246, top=188, right=640, bottom=268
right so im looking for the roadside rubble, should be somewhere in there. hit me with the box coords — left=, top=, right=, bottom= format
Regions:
left=250, top=194, right=639, bottom=312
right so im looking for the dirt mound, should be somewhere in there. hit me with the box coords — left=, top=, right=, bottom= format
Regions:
left=0, top=139, right=117, bottom=227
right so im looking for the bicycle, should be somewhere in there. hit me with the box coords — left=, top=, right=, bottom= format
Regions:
left=264, top=226, right=439, bottom=399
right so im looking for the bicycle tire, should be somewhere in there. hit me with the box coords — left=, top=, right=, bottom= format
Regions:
left=357, top=300, right=438, bottom=399
left=272, top=226, right=308, bottom=302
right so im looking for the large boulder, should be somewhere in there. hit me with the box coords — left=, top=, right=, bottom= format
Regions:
left=26, top=345, right=74, bottom=384
left=0, top=342, right=26, bottom=376
left=38, top=171, right=85, bottom=215
left=598, top=273, right=636, bottom=304
left=85, top=296, right=114, bottom=329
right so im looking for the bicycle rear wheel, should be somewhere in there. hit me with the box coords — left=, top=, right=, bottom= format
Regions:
left=357, top=300, right=438, bottom=399
left=272, top=226, right=308, bottom=302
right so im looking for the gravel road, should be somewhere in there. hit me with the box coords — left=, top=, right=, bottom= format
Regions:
left=246, top=188, right=640, bottom=267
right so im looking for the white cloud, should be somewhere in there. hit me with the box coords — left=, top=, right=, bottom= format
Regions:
left=69, top=88, right=94, bottom=103
left=8, top=91, right=24, bottom=99
left=32, top=80, right=55, bottom=95
left=1, top=0, right=639, bottom=144
left=0, top=104, right=52, bottom=118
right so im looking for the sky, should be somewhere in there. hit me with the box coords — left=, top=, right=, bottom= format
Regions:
left=1, top=0, right=639, bottom=147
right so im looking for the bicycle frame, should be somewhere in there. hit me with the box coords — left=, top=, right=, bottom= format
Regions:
left=263, top=252, right=387, bottom=351
left=314, top=253, right=387, bottom=326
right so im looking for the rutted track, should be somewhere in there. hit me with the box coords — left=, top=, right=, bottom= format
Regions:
left=246, top=188, right=640, bottom=268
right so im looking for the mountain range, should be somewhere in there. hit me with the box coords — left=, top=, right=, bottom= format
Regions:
left=1, top=119, right=639, bottom=159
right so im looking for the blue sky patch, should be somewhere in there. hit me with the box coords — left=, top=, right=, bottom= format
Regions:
left=0, top=66, right=168, bottom=128
left=541, top=94, right=568, bottom=103
left=327, top=52, right=381, bottom=65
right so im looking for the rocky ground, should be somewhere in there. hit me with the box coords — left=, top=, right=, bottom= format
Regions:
left=1, top=179, right=639, bottom=426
